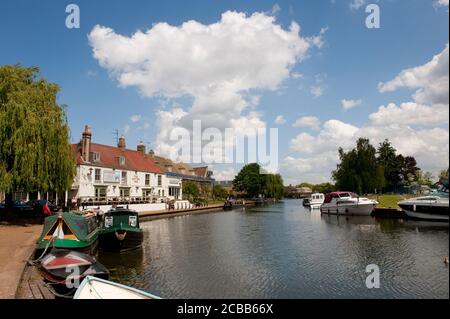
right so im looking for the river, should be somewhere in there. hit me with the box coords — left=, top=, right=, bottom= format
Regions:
left=98, top=199, right=449, bottom=298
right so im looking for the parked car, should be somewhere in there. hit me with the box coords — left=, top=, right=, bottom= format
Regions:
left=12, top=200, right=34, bottom=213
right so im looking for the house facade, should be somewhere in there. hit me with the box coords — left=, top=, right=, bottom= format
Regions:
left=71, top=126, right=183, bottom=209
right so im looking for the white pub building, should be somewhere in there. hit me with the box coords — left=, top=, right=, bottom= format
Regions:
left=70, top=126, right=189, bottom=212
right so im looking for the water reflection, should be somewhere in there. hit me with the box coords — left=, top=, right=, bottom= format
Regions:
left=104, top=199, right=448, bottom=299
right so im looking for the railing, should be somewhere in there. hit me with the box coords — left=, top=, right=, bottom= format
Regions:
left=77, top=196, right=168, bottom=208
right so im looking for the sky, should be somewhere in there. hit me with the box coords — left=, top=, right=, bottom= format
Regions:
left=0, top=0, right=448, bottom=185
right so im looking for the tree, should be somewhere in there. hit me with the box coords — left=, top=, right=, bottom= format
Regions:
left=438, top=168, right=449, bottom=184
left=313, top=183, right=336, bottom=193
left=377, top=139, right=401, bottom=191
left=0, top=65, right=75, bottom=208
left=415, top=170, right=434, bottom=186
left=332, top=138, right=385, bottom=194
left=262, top=174, right=284, bottom=200
left=297, top=182, right=314, bottom=190
left=397, top=155, right=419, bottom=185
left=212, top=185, right=228, bottom=200
left=182, top=181, right=200, bottom=202
left=233, top=163, right=264, bottom=198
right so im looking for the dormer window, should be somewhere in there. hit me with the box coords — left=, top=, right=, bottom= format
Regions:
left=118, top=156, right=125, bottom=166
left=90, top=152, right=101, bottom=162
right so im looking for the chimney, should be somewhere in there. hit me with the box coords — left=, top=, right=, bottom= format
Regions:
left=81, top=125, right=91, bottom=162
left=137, top=141, right=146, bottom=155
left=148, top=149, right=155, bottom=158
left=118, top=135, right=126, bottom=149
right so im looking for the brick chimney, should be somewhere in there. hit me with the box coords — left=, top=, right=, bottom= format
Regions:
left=118, top=135, right=126, bottom=149
left=81, top=125, right=91, bottom=162
left=148, top=149, right=155, bottom=158
left=137, top=141, right=146, bottom=155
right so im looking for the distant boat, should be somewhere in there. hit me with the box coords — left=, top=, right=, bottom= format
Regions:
left=223, top=199, right=245, bottom=211
left=398, top=183, right=449, bottom=221
left=99, top=207, right=144, bottom=252
left=320, top=192, right=378, bottom=216
left=36, top=212, right=99, bottom=256
left=309, top=193, right=325, bottom=209
left=74, top=276, right=161, bottom=299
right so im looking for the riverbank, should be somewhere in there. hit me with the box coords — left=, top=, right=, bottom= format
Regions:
left=0, top=222, right=41, bottom=299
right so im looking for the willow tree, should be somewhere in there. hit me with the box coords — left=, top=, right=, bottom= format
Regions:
left=0, top=65, right=75, bottom=207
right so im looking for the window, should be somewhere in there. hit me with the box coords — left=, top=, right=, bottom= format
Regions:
left=157, top=175, right=162, bottom=186
left=143, top=189, right=152, bottom=199
left=162, top=190, right=164, bottom=197
left=120, top=188, right=130, bottom=198
left=121, top=171, right=127, bottom=185
left=94, top=169, right=101, bottom=183
left=118, top=156, right=125, bottom=166
left=90, top=152, right=101, bottom=162
left=95, top=187, right=107, bottom=201
left=145, top=174, right=150, bottom=186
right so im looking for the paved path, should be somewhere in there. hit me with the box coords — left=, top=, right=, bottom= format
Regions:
left=139, top=204, right=224, bottom=220
left=0, top=222, right=41, bottom=299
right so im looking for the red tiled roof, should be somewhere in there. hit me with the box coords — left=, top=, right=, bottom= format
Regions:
left=193, top=166, right=208, bottom=178
left=72, top=143, right=163, bottom=174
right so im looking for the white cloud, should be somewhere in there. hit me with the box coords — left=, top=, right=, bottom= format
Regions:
left=130, top=114, right=142, bottom=122
left=271, top=4, right=281, bottom=15
left=123, top=125, right=130, bottom=135
left=435, top=0, right=449, bottom=7
left=350, top=0, right=366, bottom=10
left=310, top=85, right=324, bottom=97
left=89, top=11, right=319, bottom=160
left=306, top=27, right=328, bottom=49
left=292, top=116, right=321, bottom=130
left=291, top=72, right=303, bottom=79
left=341, top=99, right=362, bottom=110
left=378, top=44, right=449, bottom=105
left=275, top=115, right=286, bottom=125
left=369, top=102, right=449, bottom=127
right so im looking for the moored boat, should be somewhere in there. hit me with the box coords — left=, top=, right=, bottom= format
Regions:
left=223, top=199, right=245, bottom=211
left=302, top=198, right=311, bottom=207
left=74, top=276, right=161, bottom=299
left=309, top=193, right=325, bottom=209
left=398, top=183, right=449, bottom=221
left=36, top=211, right=99, bottom=256
left=320, top=192, right=378, bottom=216
left=99, top=207, right=144, bottom=252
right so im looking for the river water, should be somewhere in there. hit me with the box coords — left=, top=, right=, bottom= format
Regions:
left=98, top=199, right=449, bottom=299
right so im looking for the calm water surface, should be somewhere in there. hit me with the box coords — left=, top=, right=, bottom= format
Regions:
left=99, top=199, right=449, bottom=298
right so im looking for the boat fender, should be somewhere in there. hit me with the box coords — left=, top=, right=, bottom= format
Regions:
left=115, top=231, right=127, bottom=241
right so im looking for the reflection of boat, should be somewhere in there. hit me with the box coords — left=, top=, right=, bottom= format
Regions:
left=99, top=208, right=144, bottom=252
left=310, top=193, right=325, bottom=209
left=36, top=212, right=99, bottom=256
left=223, top=199, right=245, bottom=211
left=320, top=192, right=378, bottom=216
left=74, top=276, right=161, bottom=299
left=398, top=183, right=449, bottom=221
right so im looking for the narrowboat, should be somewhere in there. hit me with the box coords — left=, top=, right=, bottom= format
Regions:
left=223, top=199, right=245, bottom=211
left=74, top=276, right=161, bottom=299
left=98, top=207, right=144, bottom=252
left=36, top=211, right=99, bottom=256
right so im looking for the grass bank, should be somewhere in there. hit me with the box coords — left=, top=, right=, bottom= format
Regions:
left=368, top=194, right=414, bottom=209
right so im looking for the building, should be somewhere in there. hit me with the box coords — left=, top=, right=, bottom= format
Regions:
left=70, top=125, right=183, bottom=211
left=151, top=154, right=215, bottom=197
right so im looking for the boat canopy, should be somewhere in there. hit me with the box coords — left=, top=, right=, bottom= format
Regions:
left=323, top=192, right=357, bottom=203
left=39, top=212, right=98, bottom=242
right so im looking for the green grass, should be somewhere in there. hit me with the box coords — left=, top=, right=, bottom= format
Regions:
left=368, top=194, right=414, bottom=209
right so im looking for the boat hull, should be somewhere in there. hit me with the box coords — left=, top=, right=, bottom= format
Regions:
left=320, top=203, right=375, bottom=216
left=398, top=203, right=449, bottom=221
left=99, top=229, right=144, bottom=252
left=35, top=240, right=98, bottom=259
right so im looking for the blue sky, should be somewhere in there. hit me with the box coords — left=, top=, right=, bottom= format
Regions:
left=1, top=0, right=448, bottom=184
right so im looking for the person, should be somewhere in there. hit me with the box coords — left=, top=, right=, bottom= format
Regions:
left=42, top=201, right=51, bottom=217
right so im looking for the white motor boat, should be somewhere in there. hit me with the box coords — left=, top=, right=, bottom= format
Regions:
left=398, top=183, right=449, bottom=221
left=74, top=276, right=161, bottom=299
left=309, top=193, right=325, bottom=209
left=320, top=192, right=378, bottom=216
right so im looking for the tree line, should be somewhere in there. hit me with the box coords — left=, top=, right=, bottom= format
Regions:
left=332, top=137, right=447, bottom=195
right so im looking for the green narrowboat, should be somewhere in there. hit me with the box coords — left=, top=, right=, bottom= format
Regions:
left=99, top=208, right=144, bottom=252
left=36, top=211, right=99, bottom=256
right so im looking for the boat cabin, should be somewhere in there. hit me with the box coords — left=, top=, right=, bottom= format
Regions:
left=323, top=192, right=357, bottom=203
